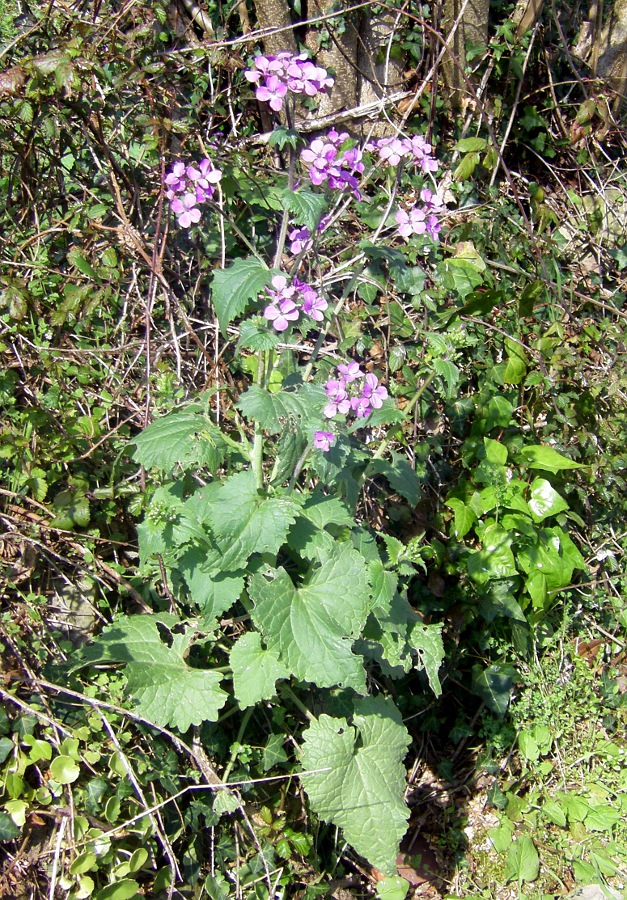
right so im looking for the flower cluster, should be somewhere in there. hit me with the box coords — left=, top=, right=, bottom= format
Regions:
left=164, top=159, right=222, bottom=228
left=395, top=189, right=443, bottom=241
left=245, top=52, right=333, bottom=112
left=300, top=130, right=365, bottom=198
left=366, top=134, right=438, bottom=175
left=263, top=274, right=328, bottom=332
left=287, top=215, right=330, bottom=255
left=323, top=361, right=388, bottom=421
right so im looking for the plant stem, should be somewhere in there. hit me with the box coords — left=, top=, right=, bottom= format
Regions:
left=251, top=349, right=267, bottom=490
left=371, top=370, right=438, bottom=462
left=222, top=707, right=253, bottom=782
left=280, top=685, right=314, bottom=722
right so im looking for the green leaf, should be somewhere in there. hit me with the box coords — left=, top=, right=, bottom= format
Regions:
left=585, top=805, right=622, bottom=832
left=205, top=470, right=300, bottom=569
left=454, top=137, right=488, bottom=152
left=504, top=835, right=539, bottom=884
left=542, top=799, right=567, bottom=827
left=179, top=547, right=244, bottom=623
left=79, top=615, right=227, bottom=731
left=133, top=408, right=226, bottom=473
left=49, top=755, right=80, bottom=784
left=433, top=358, right=460, bottom=395
left=467, top=524, right=517, bottom=585
left=518, top=731, right=540, bottom=762
left=250, top=544, right=371, bottom=692
left=518, top=445, right=583, bottom=474
left=262, top=733, right=288, bottom=771
left=236, top=319, right=279, bottom=352
left=453, top=151, right=481, bottom=181
left=471, top=663, right=515, bottom=717
left=280, top=189, right=328, bottom=230
left=438, top=258, right=483, bottom=298
left=67, top=248, right=99, bottom=279
left=408, top=622, right=444, bottom=695
left=367, top=452, right=421, bottom=505
left=0, top=811, right=20, bottom=841
left=528, top=478, right=569, bottom=522
left=445, top=498, right=476, bottom=538
left=211, top=258, right=271, bottom=335
left=376, top=877, right=409, bottom=900
left=0, top=737, right=13, bottom=765
left=300, top=696, right=410, bottom=875
left=94, top=879, right=140, bottom=900
left=230, top=632, right=289, bottom=707
left=237, top=384, right=325, bottom=434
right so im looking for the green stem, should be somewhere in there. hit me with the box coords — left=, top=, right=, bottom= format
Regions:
left=287, top=445, right=311, bottom=493
left=370, top=370, right=438, bottom=463
left=222, top=707, right=253, bottom=782
left=279, top=684, right=314, bottom=722
left=251, top=348, right=267, bottom=490
left=302, top=177, right=400, bottom=382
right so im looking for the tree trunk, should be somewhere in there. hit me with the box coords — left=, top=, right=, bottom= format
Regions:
left=441, top=0, right=490, bottom=104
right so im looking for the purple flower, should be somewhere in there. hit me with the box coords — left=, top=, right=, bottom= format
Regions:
left=288, top=226, right=312, bottom=255
left=395, top=206, right=426, bottom=238
left=256, top=74, right=288, bottom=111
left=361, top=373, right=388, bottom=409
left=313, top=431, right=335, bottom=452
left=164, top=157, right=222, bottom=228
left=245, top=52, right=333, bottom=111
left=351, top=395, right=371, bottom=417
left=301, top=289, right=327, bottom=321
left=337, top=361, right=364, bottom=383
left=264, top=298, right=300, bottom=332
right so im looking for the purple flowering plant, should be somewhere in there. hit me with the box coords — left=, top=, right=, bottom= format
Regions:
left=136, top=46, right=453, bottom=881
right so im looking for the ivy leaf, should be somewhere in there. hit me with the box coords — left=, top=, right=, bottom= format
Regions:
left=211, top=258, right=271, bottom=335
left=205, top=470, right=300, bottom=569
left=249, top=544, right=371, bottom=692
left=467, top=523, right=518, bottom=585
left=446, top=498, right=476, bottom=538
left=300, top=696, right=410, bottom=875
left=518, top=444, right=583, bottom=474
left=471, top=663, right=516, bottom=717
left=528, top=478, right=569, bottom=522
left=280, top=189, right=328, bottom=230
left=367, top=452, right=421, bottom=505
left=230, top=632, right=289, bottom=707
left=408, top=622, right=444, bottom=695
left=77, top=615, right=227, bottom=731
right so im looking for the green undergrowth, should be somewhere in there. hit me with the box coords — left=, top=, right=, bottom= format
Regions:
left=1, top=1, right=626, bottom=898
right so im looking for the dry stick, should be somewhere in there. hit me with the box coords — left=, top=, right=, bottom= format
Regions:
left=98, top=709, right=183, bottom=888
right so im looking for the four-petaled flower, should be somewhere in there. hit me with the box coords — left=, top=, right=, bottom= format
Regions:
left=313, top=431, right=335, bottom=452
left=245, top=52, right=333, bottom=113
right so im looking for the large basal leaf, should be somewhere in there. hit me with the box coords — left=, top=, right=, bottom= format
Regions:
left=133, top=407, right=226, bottom=473
left=249, top=544, right=371, bottom=692
left=211, top=258, right=272, bottom=335
left=77, top=615, right=227, bottom=732
left=178, top=546, right=244, bottom=623
left=230, top=632, right=289, bottom=707
left=205, top=470, right=300, bottom=569
left=300, top=696, right=410, bottom=875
